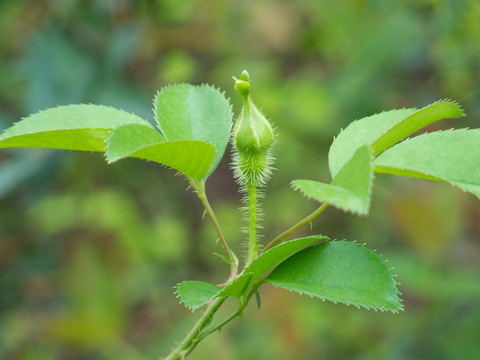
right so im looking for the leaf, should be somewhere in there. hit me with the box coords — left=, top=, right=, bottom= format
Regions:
left=329, top=100, right=464, bottom=178
left=154, top=84, right=232, bottom=177
left=176, top=280, right=221, bottom=311
left=106, top=123, right=215, bottom=180
left=0, top=105, right=147, bottom=152
left=374, top=129, right=480, bottom=198
left=329, top=108, right=416, bottom=178
left=370, top=100, right=464, bottom=156
left=214, top=252, right=235, bottom=264
left=265, top=241, right=402, bottom=312
left=293, top=145, right=373, bottom=215
left=217, top=273, right=253, bottom=298
left=217, top=236, right=326, bottom=298
left=244, top=235, right=326, bottom=289
left=106, top=123, right=166, bottom=160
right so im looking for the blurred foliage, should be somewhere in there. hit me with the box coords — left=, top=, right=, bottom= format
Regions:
left=0, top=0, right=479, bottom=359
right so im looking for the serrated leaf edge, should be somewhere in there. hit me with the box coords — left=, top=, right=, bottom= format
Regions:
left=370, top=99, right=465, bottom=156
left=374, top=128, right=480, bottom=197
left=105, top=137, right=216, bottom=180
left=174, top=281, right=222, bottom=312
left=329, top=101, right=465, bottom=178
left=291, top=180, right=366, bottom=216
left=266, top=240, right=403, bottom=313
left=246, top=235, right=328, bottom=283
left=328, top=107, right=416, bottom=160
left=0, top=104, right=149, bottom=141
left=292, top=148, right=375, bottom=216
left=152, top=83, right=233, bottom=138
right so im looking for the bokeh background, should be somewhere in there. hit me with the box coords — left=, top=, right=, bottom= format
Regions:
left=1, top=0, right=480, bottom=359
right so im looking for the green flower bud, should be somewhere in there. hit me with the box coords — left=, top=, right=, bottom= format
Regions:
left=231, top=71, right=275, bottom=264
left=232, top=71, right=274, bottom=154
left=231, top=71, right=275, bottom=189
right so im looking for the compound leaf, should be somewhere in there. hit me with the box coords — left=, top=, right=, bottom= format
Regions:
left=176, top=280, right=221, bottom=311
left=293, top=145, right=373, bottom=215
left=0, top=105, right=147, bottom=152
left=106, top=123, right=215, bottom=180
left=154, top=84, right=232, bottom=177
left=329, top=100, right=463, bottom=178
left=374, top=129, right=480, bottom=198
left=329, top=108, right=416, bottom=178
left=265, top=241, right=402, bottom=312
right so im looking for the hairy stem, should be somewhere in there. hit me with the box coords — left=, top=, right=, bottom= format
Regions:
left=189, top=178, right=237, bottom=276
left=166, top=184, right=327, bottom=360
left=163, top=297, right=226, bottom=360
left=262, top=202, right=329, bottom=253
left=246, top=183, right=258, bottom=266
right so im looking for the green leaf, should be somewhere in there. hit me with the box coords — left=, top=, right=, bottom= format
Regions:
left=217, top=236, right=326, bottom=298
left=217, top=273, right=253, bottom=298
left=293, top=145, right=373, bottom=215
left=370, top=100, right=464, bottom=156
left=154, top=84, right=232, bottom=176
left=374, top=129, right=480, bottom=198
left=244, top=235, right=327, bottom=289
left=0, top=105, right=147, bottom=152
left=329, top=100, right=464, bottom=178
left=106, top=123, right=215, bottom=180
left=176, top=280, right=221, bottom=311
left=106, top=123, right=165, bottom=160
left=213, top=252, right=235, bottom=264
left=329, top=108, right=416, bottom=178
left=265, top=241, right=402, bottom=312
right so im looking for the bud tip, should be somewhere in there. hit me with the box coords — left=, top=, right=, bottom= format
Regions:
left=234, top=71, right=251, bottom=98
left=240, top=70, right=250, bottom=82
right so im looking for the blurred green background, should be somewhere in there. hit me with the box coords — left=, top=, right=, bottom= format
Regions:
left=0, top=0, right=480, bottom=359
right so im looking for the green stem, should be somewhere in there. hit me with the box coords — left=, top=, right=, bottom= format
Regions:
left=166, top=281, right=263, bottom=359
left=262, top=202, right=329, bottom=253
left=246, top=183, right=258, bottom=266
left=199, top=309, right=242, bottom=340
left=163, top=297, right=226, bottom=360
left=196, top=282, right=263, bottom=343
left=188, top=178, right=237, bottom=276
left=162, top=179, right=238, bottom=359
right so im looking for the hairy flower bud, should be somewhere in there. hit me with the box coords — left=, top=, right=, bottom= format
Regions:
left=231, top=70, right=276, bottom=265
left=231, top=71, right=275, bottom=189
left=232, top=71, right=274, bottom=154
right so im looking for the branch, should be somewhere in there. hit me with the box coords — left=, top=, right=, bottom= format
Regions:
left=188, top=178, right=237, bottom=276
left=163, top=297, right=226, bottom=360
left=262, top=202, right=329, bottom=253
